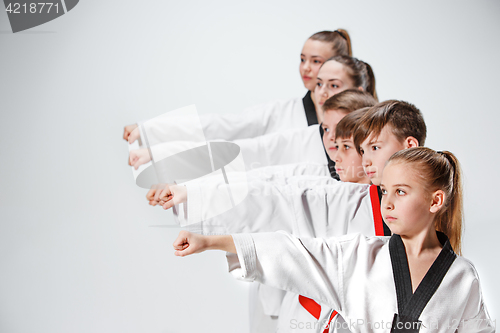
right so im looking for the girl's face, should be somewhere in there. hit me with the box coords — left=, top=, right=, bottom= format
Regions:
left=334, top=136, right=370, bottom=184
left=314, top=60, right=356, bottom=108
left=321, top=109, right=348, bottom=160
left=299, top=39, right=335, bottom=91
left=380, top=163, right=435, bottom=237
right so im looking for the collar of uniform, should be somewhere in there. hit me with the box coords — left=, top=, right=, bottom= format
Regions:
left=302, top=91, right=318, bottom=126
left=318, top=125, right=340, bottom=180
left=389, top=231, right=456, bottom=323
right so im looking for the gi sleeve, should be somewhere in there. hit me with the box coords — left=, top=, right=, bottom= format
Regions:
left=200, top=98, right=307, bottom=141
left=149, top=125, right=327, bottom=173
left=456, top=276, right=496, bottom=333
left=233, top=125, right=327, bottom=171
left=229, top=231, right=347, bottom=311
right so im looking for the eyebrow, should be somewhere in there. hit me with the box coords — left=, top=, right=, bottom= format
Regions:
left=379, top=183, right=412, bottom=188
left=317, top=77, right=343, bottom=84
left=341, top=139, right=352, bottom=143
left=368, top=139, right=382, bottom=145
left=300, top=54, right=325, bottom=59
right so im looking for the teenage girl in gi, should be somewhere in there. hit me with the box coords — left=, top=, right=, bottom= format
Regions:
left=172, top=148, right=494, bottom=333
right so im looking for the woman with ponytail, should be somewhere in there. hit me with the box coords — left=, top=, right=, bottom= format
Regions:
left=124, top=30, right=353, bottom=144
left=172, top=147, right=494, bottom=332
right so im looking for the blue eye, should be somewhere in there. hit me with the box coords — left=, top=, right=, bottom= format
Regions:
left=344, top=145, right=350, bottom=150
left=317, top=82, right=323, bottom=87
left=397, top=189, right=406, bottom=195
left=300, top=58, right=305, bottom=63
left=314, top=60, right=322, bottom=64
left=372, top=146, right=380, bottom=151
left=381, top=188, right=387, bottom=195
left=331, top=84, right=339, bottom=89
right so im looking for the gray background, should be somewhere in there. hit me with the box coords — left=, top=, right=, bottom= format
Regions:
left=0, top=0, right=498, bottom=332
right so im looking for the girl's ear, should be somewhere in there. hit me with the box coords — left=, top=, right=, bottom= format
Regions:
left=357, top=86, right=365, bottom=92
left=404, top=136, right=419, bottom=148
left=430, top=190, right=445, bottom=213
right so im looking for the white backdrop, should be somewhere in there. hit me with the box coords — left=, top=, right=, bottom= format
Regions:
left=0, top=1, right=498, bottom=332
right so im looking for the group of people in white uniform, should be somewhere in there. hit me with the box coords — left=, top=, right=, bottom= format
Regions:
left=122, top=29, right=495, bottom=332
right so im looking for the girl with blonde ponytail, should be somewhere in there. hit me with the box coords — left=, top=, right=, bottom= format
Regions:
left=387, top=148, right=463, bottom=254
left=173, top=147, right=494, bottom=332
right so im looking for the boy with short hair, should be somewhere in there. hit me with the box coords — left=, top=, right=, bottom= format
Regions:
left=353, top=100, right=426, bottom=185
left=320, top=90, right=377, bottom=177
left=332, top=107, right=372, bottom=184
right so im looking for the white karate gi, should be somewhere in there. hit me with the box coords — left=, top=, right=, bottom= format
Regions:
left=228, top=232, right=495, bottom=333
left=176, top=177, right=387, bottom=333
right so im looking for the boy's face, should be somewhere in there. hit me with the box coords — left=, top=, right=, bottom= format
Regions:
left=322, top=109, right=348, bottom=160
left=359, top=125, right=407, bottom=186
left=334, top=136, right=370, bottom=184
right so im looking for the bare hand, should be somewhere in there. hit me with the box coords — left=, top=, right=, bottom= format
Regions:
left=158, top=184, right=187, bottom=210
left=145, top=184, right=187, bottom=208
left=173, top=231, right=236, bottom=256
left=173, top=230, right=210, bottom=256
left=129, top=148, right=151, bottom=169
left=146, top=184, right=166, bottom=206
left=123, top=124, right=138, bottom=141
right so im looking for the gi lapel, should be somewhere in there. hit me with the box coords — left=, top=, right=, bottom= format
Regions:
left=319, top=125, right=340, bottom=180
left=303, top=91, right=318, bottom=126
left=305, top=91, right=340, bottom=180
left=389, top=232, right=456, bottom=332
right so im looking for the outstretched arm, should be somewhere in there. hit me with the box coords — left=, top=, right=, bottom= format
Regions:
left=126, top=98, right=306, bottom=146
left=173, top=230, right=347, bottom=311
left=128, top=126, right=327, bottom=171
left=173, top=175, right=374, bottom=236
